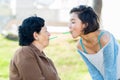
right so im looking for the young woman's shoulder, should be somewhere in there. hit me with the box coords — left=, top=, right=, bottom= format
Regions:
left=100, top=30, right=110, bottom=47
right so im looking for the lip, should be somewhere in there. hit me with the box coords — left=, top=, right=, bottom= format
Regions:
left=69, top=31, right=72, bottom=34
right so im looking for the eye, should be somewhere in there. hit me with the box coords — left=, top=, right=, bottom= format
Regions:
left=45, top=30, right=49, bottom=33
left=71, top=21, right=75, bottom=24
left=70, top=19, right=75, bottom=24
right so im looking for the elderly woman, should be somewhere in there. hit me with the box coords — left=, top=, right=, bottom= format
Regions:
left=69, top=5, right=120, bottom=80
left=9, top=16, right=60, bottom=80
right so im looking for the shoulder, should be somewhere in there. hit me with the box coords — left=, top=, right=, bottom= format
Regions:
left=100, top=30, right=110, bottom=46
left=14, top=46, right=35, bottom=61
left=17, top=46, right=33, bottom=55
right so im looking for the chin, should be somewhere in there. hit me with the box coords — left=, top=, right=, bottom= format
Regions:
left=71, top=34, right=78, bottom=38
left=45, top=43, right=49, bottom=47
left=44, top=44, right=48, bottom=48
left=72, top=36, right=77, bottom=39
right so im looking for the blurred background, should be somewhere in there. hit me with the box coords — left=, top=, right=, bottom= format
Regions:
left=0, top=0, right=120, bottom=80
left=0, top=0, right=120, bottom=39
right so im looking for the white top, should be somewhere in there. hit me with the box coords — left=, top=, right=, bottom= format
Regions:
left=81, top=44, right=120, bottom=79
left=81, top=49, right=105, bottom=78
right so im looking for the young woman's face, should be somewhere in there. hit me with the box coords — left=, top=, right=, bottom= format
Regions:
left=69, top=13, right=85, bottom=38
left=37, top=26, right=50, bottom=47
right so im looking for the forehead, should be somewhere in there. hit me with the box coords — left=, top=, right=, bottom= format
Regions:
left=41, top=27, right=47, bottom=31
left=70, top=13, right=79, bottom=20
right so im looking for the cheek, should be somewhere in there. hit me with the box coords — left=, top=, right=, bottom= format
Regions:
left=70, top=27, right=79, bottom=38
left=70, top=24, right=77, bottom=31
left=44, top=34, right=49, bottom=42
left=74, top=28, right=81, bottom=36
left=75, top=23, right=85, bottom=32
left=73, top=26, right=80, bottom=33
left=74, top=25, right=84, bottom=35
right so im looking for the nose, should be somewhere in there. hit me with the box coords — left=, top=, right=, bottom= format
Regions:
left=68, top=24, right=72, bottom=30
left=48, top=32, right=51, bottom=36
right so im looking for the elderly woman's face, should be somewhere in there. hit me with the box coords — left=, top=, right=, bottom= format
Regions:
left=37, top=26, right=50, bottom=47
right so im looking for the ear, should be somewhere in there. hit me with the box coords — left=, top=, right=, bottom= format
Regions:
left=85, top=23, right=88, bottom=28
left=83, top=23, right=88, bottom=29
left=33, top=32, right=39, bottom=40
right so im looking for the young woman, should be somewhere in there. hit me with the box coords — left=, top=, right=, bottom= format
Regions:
left=69, top=5, right=120, bottom=80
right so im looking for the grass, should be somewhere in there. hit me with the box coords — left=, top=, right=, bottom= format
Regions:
left=0, top=35, right=18, bottom=80
left=0, top=34, right=91, bottom=80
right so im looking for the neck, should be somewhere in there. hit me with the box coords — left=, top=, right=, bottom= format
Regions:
left=81, top=30, right=100, bottom=43
left=32, top=41, right=44, bottom=51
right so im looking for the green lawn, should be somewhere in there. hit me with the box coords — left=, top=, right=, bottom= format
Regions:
left=0, top=34, right=91, bottom=80
left=0, top=35, right=18, bottom=80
